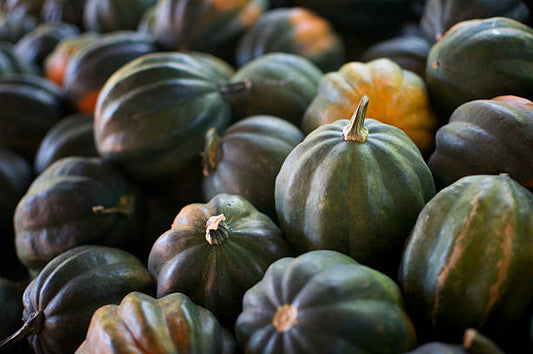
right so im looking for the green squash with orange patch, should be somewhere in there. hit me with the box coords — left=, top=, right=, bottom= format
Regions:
left=399, top=174, right=533, bottom=350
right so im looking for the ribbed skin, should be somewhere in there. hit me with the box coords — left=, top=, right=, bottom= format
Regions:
left=425, top=17, right=533, bottom=116
left=94, top=52, right=233, bottom=182
left=302, top=58, right=437, bottom=155
left=63, top=31, right=157, bottom=114
left=83, top=0, right=156, bottom=33
left=428, top=96, right=533, bottom=189
left=76, top=292, right=237, bottom=354
left=152, top=0, right=267, bottom=53
left=15, top=157, right=143, bottom=275
left=399, top=175, right=533, bottom=346
left=34, top=113, right=97, bottom=173
left=227, top=52, right=323, bottom=125
left=22, top=246, right=154, bottom=354
left=235, top=250, right=416, bottom=354
left=202, top=116, right=304, bottom=220
left=148, top=193, right=292, bottom=327
left=276, top=116, right=435, bottom=273
left=420, top=0, right=529, bottom=43
left=236, top=7, right=344, bottom=72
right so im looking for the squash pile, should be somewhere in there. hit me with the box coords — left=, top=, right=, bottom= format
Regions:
left=0, top=0, right=532, bottom=353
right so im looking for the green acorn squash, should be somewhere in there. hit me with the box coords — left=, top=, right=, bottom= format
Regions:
left=83, top=0, right=156, bottom=33
left=148, top=193, right=292, bottom=326
left=0, top=12, right=39, bottom=43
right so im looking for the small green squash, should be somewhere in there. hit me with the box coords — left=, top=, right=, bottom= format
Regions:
left=428, top=95, right=533, bottom=190
left=14, top=156, right=143, bottom=276
left=76, top=292, right=237, bottom=354
left=148, top=193, right=292, bottom=326
left=202, top=115, right=304, bottom=220
left=426, top=17, right=533, bottom=117
left=0, top=246, right=154, bottom=354
left=236, top=7, right=344, bottom=72
left=226, top=52, right=323, bottom=125
left=276, top=96, right=436, bottom=275
left=235, top=250, right=417, bottom=353
left=83, top=0, right=156, bottom=33
left=399, top=174, right=533, bottom=351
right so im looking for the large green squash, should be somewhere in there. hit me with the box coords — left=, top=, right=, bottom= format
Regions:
left=236, top=7, right=344, bottom=72
left=14, top=156, right=143, bottom=276
left=63, top=31, right=157, bottom=114
left=226, top=52, right=323, bottom=125
left=0, top=73, right=70, bottom=156
left=235, top=250, right=416, bottom=353
left=148, top=193, right=292, bottom=326
left=0, top=246, right=154, bottom=354
left=428, top=96, right=533, bottom=190
left=276, top=96, right=435, bottom=275
left=76, top=292, right=237, bottom=354
left=94, top=51, right=234, bottom=182
left=83, top=0, right=156, bottom=33
left=202, top=115, right=304, bottom=220
left=420, top=0, right=529, bottom=43
left=399, top=174, right=533, bottom=351
left=426, top=17, right=533, bottom=117
left=33, top=113, right=97, bottom=174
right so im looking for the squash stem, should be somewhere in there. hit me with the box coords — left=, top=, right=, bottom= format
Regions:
left=342, top=95, right=369, bottom=143
left=0, top=311, right=44, bottom=351
left=217, top=80, right=251, bottom=97
left=463, top=329, right=504, bottom=354
left=92, top=195, right=135, bottom=216
left=205, top=214, right=229, bottom=245
left=201, top=128, right=222, bottom=177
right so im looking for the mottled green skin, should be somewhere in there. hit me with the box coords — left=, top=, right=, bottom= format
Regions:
left=0, top=74, right=69, bottom=156
left=94, top=51, right=233, bottom=182
left=428, top=97, right=533, bottom=190
left=399, top=175, right=533, bottom=349
left=235, top=250, right=416, bottom=354
left=76, top=292, right=237, bottom=354
left=275, top=118, right=435, bottom=274
left=202, top=116, right=303, bottom=220
left=34, top=113, right=97, bottom=174
left=22, top=246, right=154, bottom=354
left=420, top=0, right=529, bottom=44
left=83, top=0, right=156, bottom=33
left=426, top=17, right=533, bottom=116
left=227, top=52, right=323, bottom=125
left=148, top=193, right=292, bottom=327
left=15, top=157, right=143, bottom=276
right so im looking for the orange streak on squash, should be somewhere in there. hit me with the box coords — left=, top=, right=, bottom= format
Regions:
left=239, top=2, right=263, bottom=28
left=289, top=8, right=335, bottom=56
left=77, top=91, right=100, bottom=114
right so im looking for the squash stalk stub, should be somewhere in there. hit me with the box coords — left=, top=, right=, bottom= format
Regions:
left=217, top=80, right=251, bottom=97
left=202, top=128, right=222, bottom=177
left=0, top=311, right=44, bottom=350
left=205, top=214, right=230, bottom=245
left=272, top=304, right=298, bottom=333
left=343, top=95, right=369, bottom=143
left=92, top=195, right=135, bottom=216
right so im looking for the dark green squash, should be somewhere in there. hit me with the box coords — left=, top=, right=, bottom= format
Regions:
left=428, top=96, right=533, bottom=190
left=0, top=12, right=39, bottom=43
left=0, top=73, right=70, bottom=156
left=276, top=96, right=435, bottom=275
left=83, top=0, right=156, bottom=33
left=425, top=17, right=533, bottom=117
left=3, top=0, right=43, bottom=17
left=225, top=52, right=323, bottom=125
left=14, top=156, right=144, bottom=276
left=14, top=21, right=79, bottom=66
left=152, top=0, right=267, bottom=57
left=0, top=41, right=39, bottom=75
left=202, top=115, right=303, bottom=220
left=148, top=193, right=292, bottom=326
left=94, top=51, right=234, bottom=183
left=63, top=31, right=157, bottom=114
left=76, top=292, right=237, bottom=354
left=236, top=7, right=344, bottom=72
left=399, top=174, right=533, bottom=351
left=0, top=245, right=154, bottom=354
left=420, top=0, right=529, bottom=43
left=235, top=250, right=416, bottom=353
left=33, top=113, right=97, bottom=173
left=40, top=0, right=86, bottom=28
left=359, top=35, right=430, bottom=79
